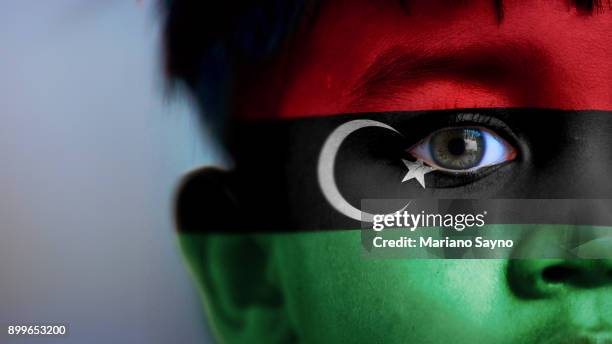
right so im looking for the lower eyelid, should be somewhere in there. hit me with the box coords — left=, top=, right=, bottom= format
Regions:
left=426, top=162, right=514, bottom=189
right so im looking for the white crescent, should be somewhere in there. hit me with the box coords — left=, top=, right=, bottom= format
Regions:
left=317, top=119, right=407, bottom=222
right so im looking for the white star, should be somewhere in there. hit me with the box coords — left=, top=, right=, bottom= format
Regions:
left=401, top=159, right=435, bottom=188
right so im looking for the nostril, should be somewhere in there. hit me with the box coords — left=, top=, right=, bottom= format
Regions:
left=542, top=265, right=577, bottom=284
left=508, top=261, right=612, bottom=299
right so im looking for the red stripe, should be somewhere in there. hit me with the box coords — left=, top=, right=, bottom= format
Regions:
left=237, top=0, right=612, bottom=119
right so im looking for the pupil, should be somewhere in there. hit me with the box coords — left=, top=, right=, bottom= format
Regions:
left=447, top=137, right=466, bottom=156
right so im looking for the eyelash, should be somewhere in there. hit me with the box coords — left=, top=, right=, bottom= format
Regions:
left=445, top=113, right=517, bottom=142
left=401, top=111, right=516, bottom=145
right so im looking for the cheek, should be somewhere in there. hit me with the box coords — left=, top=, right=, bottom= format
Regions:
left=274, top=231, right=524, bottom=343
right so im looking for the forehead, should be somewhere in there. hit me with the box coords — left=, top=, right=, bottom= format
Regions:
left=241, top=0, right=612, bottom=118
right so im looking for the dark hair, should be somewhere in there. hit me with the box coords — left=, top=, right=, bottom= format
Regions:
left=162, top=0, right=608, bottom=126
left=162, top=0, right=311, bottom=132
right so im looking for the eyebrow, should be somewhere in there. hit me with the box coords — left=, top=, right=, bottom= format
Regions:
left=349, top=43, right=548, bottom=108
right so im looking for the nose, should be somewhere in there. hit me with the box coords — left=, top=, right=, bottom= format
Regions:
left=507, top=259, right=612, bottom=299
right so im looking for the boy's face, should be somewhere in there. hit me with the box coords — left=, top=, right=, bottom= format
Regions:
left=183, top=0, right=612, bottom=342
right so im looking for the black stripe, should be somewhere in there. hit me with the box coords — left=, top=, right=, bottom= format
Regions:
left=179, top=108, right=612, bottom=232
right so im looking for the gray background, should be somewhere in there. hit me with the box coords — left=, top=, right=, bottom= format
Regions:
left=0, top=1, right=216, bottom=343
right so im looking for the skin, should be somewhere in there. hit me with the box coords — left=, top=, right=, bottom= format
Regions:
left=183, top=229, right=612, bottom=343
left=179, top=0, right=612, bottom=342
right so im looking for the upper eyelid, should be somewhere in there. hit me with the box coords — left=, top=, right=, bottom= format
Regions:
left=393, top=111, right=521, bottom=156
left=438, top=112, right=520, bottom=152
left=451, top=113, right=513, bottom=134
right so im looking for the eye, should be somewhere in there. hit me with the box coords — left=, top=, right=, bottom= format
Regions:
left=409, top=126, right=517, bottom=172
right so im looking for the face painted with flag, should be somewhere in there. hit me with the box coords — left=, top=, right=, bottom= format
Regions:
left=167, top=0, right=612, bottom=342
